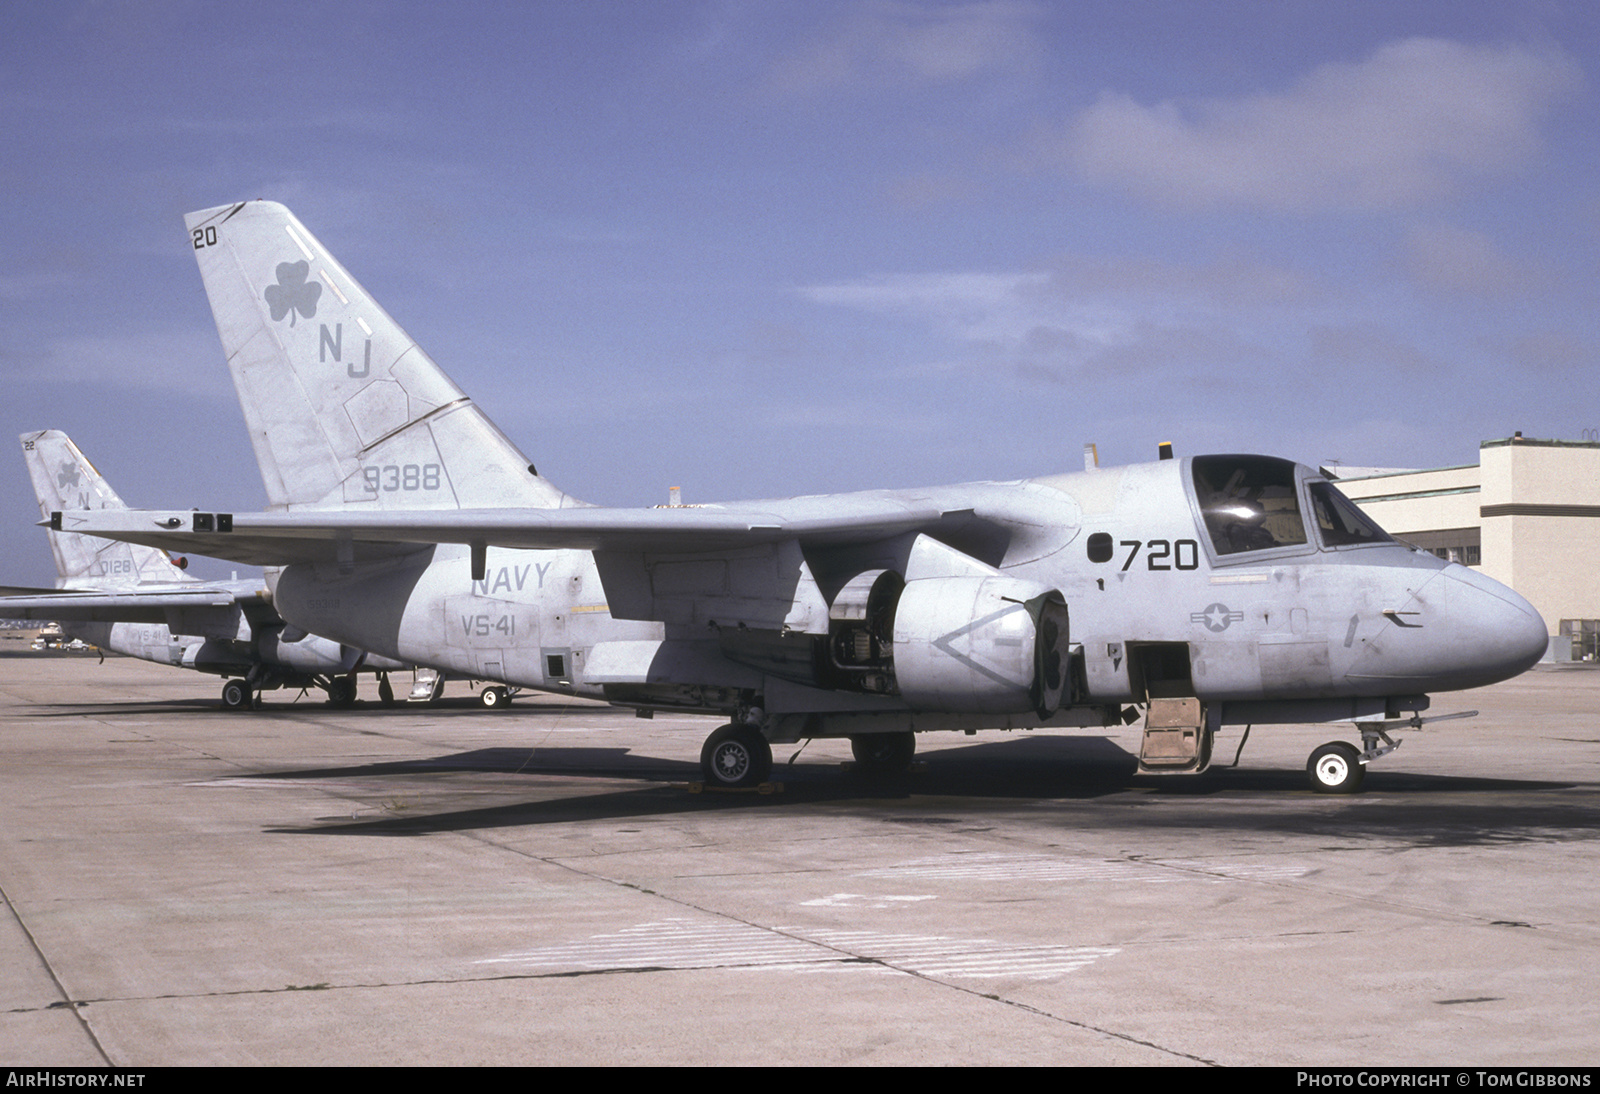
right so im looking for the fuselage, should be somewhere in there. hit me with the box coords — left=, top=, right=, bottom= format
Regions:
left=55, top=578, right=406, bottom=684
left=273, top=454, right=1548, bottom=725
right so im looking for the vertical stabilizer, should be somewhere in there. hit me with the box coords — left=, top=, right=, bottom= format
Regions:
left=20, top=430, right=193, bottom=588
left=185, top=201, right=574, bottom=513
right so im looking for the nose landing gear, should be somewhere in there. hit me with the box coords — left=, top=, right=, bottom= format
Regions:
left=1305, top=709, right=1478, bottom=793
left=1307, top=741, right=1365, bottom=794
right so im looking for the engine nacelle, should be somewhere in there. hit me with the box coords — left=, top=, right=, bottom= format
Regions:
left=258, top=629, right=363, bottom=674
left=892, top=576, right=1069, bottom=716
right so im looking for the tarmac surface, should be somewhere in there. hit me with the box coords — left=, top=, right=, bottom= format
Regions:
left=1, top=649, right=1597, bottom=1066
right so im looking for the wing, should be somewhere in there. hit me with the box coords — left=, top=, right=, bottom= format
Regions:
left=0, top=585, right=241, bottom=625
left=52, top=494, right=973, bottom=568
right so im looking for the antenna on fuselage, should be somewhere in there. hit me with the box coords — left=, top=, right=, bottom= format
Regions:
left=1158, top=441, right=1174, bottom=460
left=1084, top=443, right=1099, bottom=471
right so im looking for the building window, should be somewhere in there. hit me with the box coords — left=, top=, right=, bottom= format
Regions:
left=1396, top=527, right=1481, bottom=567
left=1560, top=620, right=1600, bottom=661
left=1427, top=544, right=1480, bottom=565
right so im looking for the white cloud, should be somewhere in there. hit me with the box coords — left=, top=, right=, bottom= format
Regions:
left=769, top=1, right=1045, bottom=94
left=1056, top=38, right=1578, bottom=211
left=802, top=253, right=1316, bottom=355
left=1508, top=330, right=1591, bottom=374
left=1401, top=223, right=1551, bottom=297
left=806, top=268, right=1107, bottom=342
left=0, top=270, right=73, bottom=302
left=16, top=329, right=232, bottom=397
left=800, top=254, right=1330, bottom=388
left=1306, top=322, right=1443, bottom=377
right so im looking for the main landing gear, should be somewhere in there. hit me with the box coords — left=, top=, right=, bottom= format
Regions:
left=480, top=685, right=513, bottom=710
left=699, top=723, right=773, bottom=789
left=221, top=679, right=252, bottom=711
left=325, top=675, right=358, bottom=708
left=849, top=731, right=916, bottom=776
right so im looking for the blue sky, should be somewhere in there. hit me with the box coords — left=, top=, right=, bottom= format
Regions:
left=3, top=1, right=1597, bottom=585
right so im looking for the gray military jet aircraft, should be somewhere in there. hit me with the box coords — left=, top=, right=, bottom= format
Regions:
left=5, top=429, right=411, bottom=708
left=60, top=201, right=1549, bottom=791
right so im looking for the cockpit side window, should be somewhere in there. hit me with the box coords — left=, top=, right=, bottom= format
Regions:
left=1191, top=455, right=1308, bottom=556
left=1308, top=481, right=1392, bottom=548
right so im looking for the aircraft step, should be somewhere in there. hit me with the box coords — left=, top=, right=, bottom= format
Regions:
left=1137, top=696, right=1214, bottom=775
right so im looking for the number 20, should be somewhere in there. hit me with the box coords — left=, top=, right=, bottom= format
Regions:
left=1146, top=539, right=1200, bottom=570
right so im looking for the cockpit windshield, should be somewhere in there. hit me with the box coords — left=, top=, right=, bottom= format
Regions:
left=1191, top=455, right=1308, bottom=556
left=1307, top=480, right=1392, bottom=547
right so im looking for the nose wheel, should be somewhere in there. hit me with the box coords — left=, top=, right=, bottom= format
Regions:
left=1307, top=741, right=1365, bottom=794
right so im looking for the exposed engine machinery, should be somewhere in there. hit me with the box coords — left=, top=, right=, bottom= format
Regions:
left=824, top=568, right=1070, bottom=717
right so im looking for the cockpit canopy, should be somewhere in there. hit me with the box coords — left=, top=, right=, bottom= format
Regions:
left=1191, top=455, right=1391, bottom=558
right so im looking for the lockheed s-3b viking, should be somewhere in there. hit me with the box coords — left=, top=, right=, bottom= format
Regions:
left=58, top=201, right=1550, bottom=793
left=5, top=428, right=410, bottom=708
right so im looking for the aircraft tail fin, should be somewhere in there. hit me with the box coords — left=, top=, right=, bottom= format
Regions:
left=20, top=430, right=193, bottom=587
left=184, top=201, right=574, bottom=512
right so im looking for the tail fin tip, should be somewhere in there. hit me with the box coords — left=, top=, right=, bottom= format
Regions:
left=186, top=200, right=572, bottom=513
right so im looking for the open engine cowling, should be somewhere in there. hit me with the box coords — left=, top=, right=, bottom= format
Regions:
left=891, top=576, right=1069, bottom=716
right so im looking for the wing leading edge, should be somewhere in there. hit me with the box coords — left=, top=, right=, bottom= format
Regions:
left=0, top=586, right=244, bottom=624
left=52, top=496, right=977, bottom=569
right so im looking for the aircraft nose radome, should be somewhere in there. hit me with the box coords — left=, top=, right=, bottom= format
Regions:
left=1440, top=565, right=1549, bottom=684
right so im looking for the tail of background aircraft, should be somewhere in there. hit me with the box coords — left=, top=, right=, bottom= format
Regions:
left=184, top=201, right=575, bottom=513
left=20, top=430, right=193, bottom=589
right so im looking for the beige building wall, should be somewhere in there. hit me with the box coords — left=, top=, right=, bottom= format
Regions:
left=1479, top=440, right=1600, bottom=633
left=1335, top=464, right=1481, bottom=547
left=1331, top=437, right=1600, bottom=646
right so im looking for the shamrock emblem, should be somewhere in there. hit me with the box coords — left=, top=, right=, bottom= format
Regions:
left=264, top=261, right=322, bottom=326
left=55, top=461, right=81, bottom=491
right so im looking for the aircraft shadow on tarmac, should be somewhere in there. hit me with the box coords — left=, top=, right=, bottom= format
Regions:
left=251, top=734, right=1600, bottom=847
left=23, top=694, right=609, bottom=718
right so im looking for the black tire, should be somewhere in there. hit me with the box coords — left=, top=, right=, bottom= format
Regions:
left=1307, top=741, right=1365, bottom=794
left=480, top=686, right=510, bottom=710
left=221, top=679, right=251, bottom=711
left=850, top=732, right=916, bottom=775
left=326, top=677, right=357, bottom=708
left=700, top=724, right=773, bottom=789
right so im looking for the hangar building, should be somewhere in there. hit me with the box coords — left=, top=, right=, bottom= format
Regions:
left=1326, top=435, right=1600, bottom=660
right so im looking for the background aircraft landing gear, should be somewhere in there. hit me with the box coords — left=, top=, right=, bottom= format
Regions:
left=325, top=676, right=357, bottom=708
left=700, top=724, right=772, bottom=789
left=1307, top=741, right=1365, bottom=794
left=850, top=732, right=916, bottom=776
left=480, top=685, right=511, bottom=710
left=378, top=674, right=396, bottom=706
left=221, top=679, right=252, bottom=711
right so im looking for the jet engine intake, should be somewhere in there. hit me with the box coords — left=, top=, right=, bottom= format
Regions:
left=892, top=576, right=1069, bottom=716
